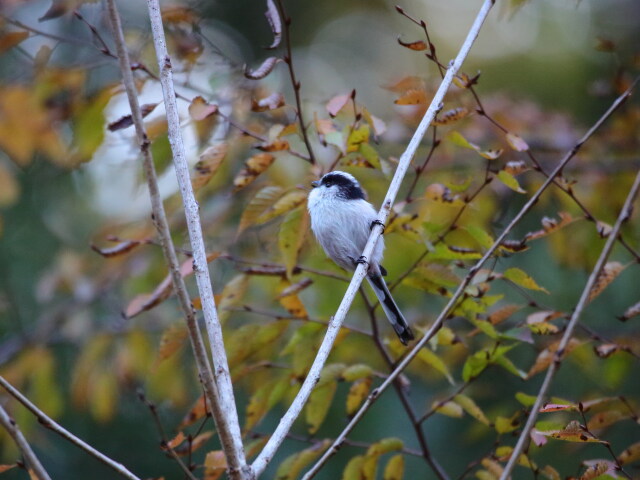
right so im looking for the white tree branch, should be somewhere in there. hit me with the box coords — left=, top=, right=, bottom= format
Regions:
left=251, top=0, right=496, bottom=476
left=0, top=376, right=140, bottom=480
left=500, top=167, right=640, bottom=479
left=302, top=73, right=639, bottom=480
left=0, top=404, right=51, bottom=480
left=144, top=1, right=250, bottom=478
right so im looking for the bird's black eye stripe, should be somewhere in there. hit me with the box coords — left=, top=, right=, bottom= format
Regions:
left=320, top=173, right=365, bottom=200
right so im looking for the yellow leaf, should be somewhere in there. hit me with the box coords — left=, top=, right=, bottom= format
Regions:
left=433, top=400, right=464, bottom=418
left=180, top=395, right=207, bottom=428
left=346, top=377, right=372, bottom=415
left=588, top=261, right=626, bottom=303
left=90, top=371, right=118, bottom=423
left=257, top=189, right=308, bottom=224
left=0, top=163, right=20, bottom=207
left=233, top=153, right=276, bottom=191
left=342, top=455, right=365, bottom=480
left=383, top=454, right=404, bottom=480
left=275, top=440, right=331, bottom=480
left=417, top=347, right=454, bottom=384
left=366, top=438, right=404, bottom=456
left=306, top=381, right=337, bottom=434
left=618, top=441, right=640, bottom=465
left=154, top=323, right=188, bottom=370
left=192, top=143, right=227, bottom=190
left=237, top=185, right=284, bottom=235
left=503, top=267, right=548, bottom=293
left=347, top=124, right=370, bottom=152
left=256, top=138, right=290, bottom=152
left=341, top=364, right=374, bottom=382
left=454, top=394, right=490, bottom=425
left=279, top=207, right=309, bottom=278
left=217, top=274, right=249, bottom=322
left=278, top=278, right=308, bottom=318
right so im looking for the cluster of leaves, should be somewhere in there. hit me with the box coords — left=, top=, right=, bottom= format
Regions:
left=0, top=1, right=639, bottom=480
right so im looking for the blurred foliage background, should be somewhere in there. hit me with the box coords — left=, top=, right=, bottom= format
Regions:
left=0, top=0, right=639, bottom=479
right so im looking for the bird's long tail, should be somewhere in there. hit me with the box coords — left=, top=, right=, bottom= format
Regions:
left=367, top=273, right=415, bottom=345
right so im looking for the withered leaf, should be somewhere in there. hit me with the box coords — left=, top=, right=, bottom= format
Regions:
left=189, top=96, right=218, bottom=120
left=264, top=0, right=282, bottom=49
left=326, top=93, right=352, bottom=117
left=0, top=32, right=29, bottom=54
left=108, top=103, right=159, bottom=131
left=505, top=132, right=529, bottom=152
left=251, top=92, right=285, bottom=112
left=192, top=143, right=228, bottom=190
left=256, top=139, right=289, bottom=152
left=397, top=35, right=428, bottom=51
left=244, top=57, right=279, bottom=80
left=180, top=395, right=208, bottom=428
left=620, top=300, right=640, bottom=321
left=432, top=107, right=470, bottom=125
left=90, top=239, right=144, bottom=257
left=394, top=89, right=427, bottom=105
left=588, top=261, right=626, bottom=303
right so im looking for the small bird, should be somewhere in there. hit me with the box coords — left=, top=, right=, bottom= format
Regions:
left=307, top=171, right=415, bottom=345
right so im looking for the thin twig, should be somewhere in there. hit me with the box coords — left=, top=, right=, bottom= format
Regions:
left=0, top=376, right=141, bottom=480
left=301, top=42, right=637, bottom=480
left=275, top=0, right=316, bottom=164
left=499, top=168, right=640, bottom=480
left=143, top=2, right=250, bottom=478
left=0, top=404, right=51, bottom=480
left=251, top=0, right=496, bottom=477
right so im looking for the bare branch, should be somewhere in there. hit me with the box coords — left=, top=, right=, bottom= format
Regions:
left=301, top=39, right=638, bottom=480
left=143, top=1, right=250, bottom=478
left=251, top=0, right=496, bottom=477
left=0, top=376, right=141, bottom=480
left=499, top=170, right=640, bottom=479
left=0, top=404, right=51, bottom=480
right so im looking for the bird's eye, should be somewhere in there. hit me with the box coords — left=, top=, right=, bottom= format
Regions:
left=324, top=181, right=332, bottom=187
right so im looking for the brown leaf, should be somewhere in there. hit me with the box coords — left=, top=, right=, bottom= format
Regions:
left=620, top=301, right=640, bottom=321
left=126, top=252, right=220, bottom=318
left=326, top=93, right=351, bottom=117
left=383, top=76, right=426, bottom=93
left=264, top=0, right=282, bottom=49
left=90, top=239, right=144, bottom=258
left=397, top=35, right=428, bottom=51
left=107, top=103, right=159, bottom=131
left=432, top=107, right=470, bottom=125
left=251, top=92, right=285, bottom=112
left=593, top=343, right=625, bottom=358
left=0, top=31, right=29, bottom=54
left=527, top=338, right=581, bottom=379
left=256, top=139, right=290, bottom=152
left=244, top=57, right=279, bottom=80
left=192, top=143, right=227, bottom=190
left=174, top=431, right=214, bottom=456
left=189, top=96, right=218, bottom=120
left=535, top=421, right=608, bottom=444
left=233, top=153, right=276, bottom=191
left=165, top=432, right=186, bottom=450
left=588, top=261, right=626, bottom=303
left=161, top=6, right=197, bottom=23
left=503, top=160, right=529, bottom=176
left=525, top=212, right=573, bottom=241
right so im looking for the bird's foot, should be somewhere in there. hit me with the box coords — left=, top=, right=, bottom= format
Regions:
left=370, top=219, right=385, bottom=233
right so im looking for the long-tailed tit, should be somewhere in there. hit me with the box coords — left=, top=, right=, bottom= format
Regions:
left=307, top=171, right=415, bottom=345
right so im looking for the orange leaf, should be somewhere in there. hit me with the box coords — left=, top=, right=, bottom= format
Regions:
left=588, top=261, right=626, bottom=303
left=432, top=107, right=470, bottom=125
left=204, top=451, right=228, bottom=480
left=256, top=139, right=290, bottom=152
left=0, top=31, right=29, bottom=54
left=397, top=36, right=428, bottom=51
left=180, top=395, right=208, bottom=428
left=394, top=89, right=427, bottom=105
left=233, top=153, right=276, bottom=191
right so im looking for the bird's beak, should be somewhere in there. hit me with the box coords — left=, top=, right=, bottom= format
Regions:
left=311, top=180, right=320, bottom=188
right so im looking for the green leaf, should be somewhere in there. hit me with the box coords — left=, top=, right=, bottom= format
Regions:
left=464, top=225, right=495, bottom=250
left=342, top=364, right=374, bottom=382
left=497, top=170, right=526, bottom=193
left=503, top=267, right=549, bottom=293
left=432, top=400, right=464, bottom=418
left=515, top=392, right=537, bottom=407
left=495, top=412, right=521, bottom=434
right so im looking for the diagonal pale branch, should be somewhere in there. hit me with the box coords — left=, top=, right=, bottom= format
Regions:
left=301, top=60, right=638, bottom=480
left=106, top=1, right=250, bottom=479
left=499, top=168, right=640, bottom=480
left=143, top=1, right=250, bottom=478
left=0, top=376, right=141, bottom=480
left=251, top=0, right=496, bottom=476
left=0, top=404, right=51, bottom=480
